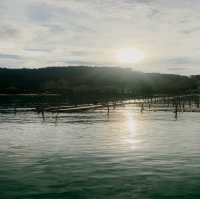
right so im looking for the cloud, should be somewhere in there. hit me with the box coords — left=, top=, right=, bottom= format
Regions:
left=181, top=26, right=200, bottom=34
left=167, top=67, right=187, bottom=71
left=29, top=2, right=54, bottom=24
left=165, top=57, right=195, bottom=65
left=0, top=53, right=21, bottom=60
left=24, top=48, right=50, bottom=53
left=0, top=25, right=19, bottom=39
left=0, top=0, right=200, bottom=74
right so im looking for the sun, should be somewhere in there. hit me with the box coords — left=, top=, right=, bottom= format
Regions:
left=115, top=48, right=144, bottom=64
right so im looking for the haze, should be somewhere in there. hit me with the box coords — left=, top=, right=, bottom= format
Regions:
left=0, top=0, right=200, bottom=74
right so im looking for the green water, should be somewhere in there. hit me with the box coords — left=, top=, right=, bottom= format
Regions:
left=0, top=105, right=200, bottom=199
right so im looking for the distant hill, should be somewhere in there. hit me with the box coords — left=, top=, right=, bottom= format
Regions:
left=0, top=66, right=198, bottom=97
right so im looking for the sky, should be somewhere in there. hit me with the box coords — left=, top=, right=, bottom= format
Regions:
left=0, top=0, right=200, bottom=74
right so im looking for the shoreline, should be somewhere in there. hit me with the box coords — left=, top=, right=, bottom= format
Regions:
left=0, top=93, right=60, bottom=96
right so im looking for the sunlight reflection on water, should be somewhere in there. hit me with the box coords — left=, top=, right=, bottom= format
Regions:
left=1, top=105, right=200, bottom=198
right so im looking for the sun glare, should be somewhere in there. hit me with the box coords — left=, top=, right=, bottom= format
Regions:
left=116, top=48, right=144, bottom=64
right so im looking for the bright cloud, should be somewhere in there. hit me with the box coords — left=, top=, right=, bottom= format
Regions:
left=0, top=0, right=200, bottom=74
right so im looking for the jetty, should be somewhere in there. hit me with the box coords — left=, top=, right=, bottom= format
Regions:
left=1, top=94, right=200, bottom=119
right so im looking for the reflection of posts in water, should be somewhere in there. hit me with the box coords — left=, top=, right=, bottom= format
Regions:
left=55, top=112, right=59, bottom=125
left=189, top=99, right=192, bottom=110
left=113, top=102, right=116, bottom=109
left=107, top=104, right=110, bottom=114
left=174, top=104, right=178, bottom=119
left=36, top=106, right=45, bottom=121
left=182, top=102, right=185, bottom=113
left=14, top=107, right=17, bottom=115
left=167, top=98, right=170, bottom=107
left=42, top=110, right=45, bottom=121
left=140, top=103, right=144, bottom=113
left=106, top=110, right=110, bottom=120
left=178, top=98, right=182, bottom=113
left=196, top=96, right=200, bottom=108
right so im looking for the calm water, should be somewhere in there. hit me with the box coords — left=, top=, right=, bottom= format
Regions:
left=1, top=105, right=200, bottom=199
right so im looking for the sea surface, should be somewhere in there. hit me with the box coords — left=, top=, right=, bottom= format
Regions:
left=0, top=104, right=200, bottom=199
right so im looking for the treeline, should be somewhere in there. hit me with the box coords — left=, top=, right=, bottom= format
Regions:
left=0, top=66, right=199, bottom=98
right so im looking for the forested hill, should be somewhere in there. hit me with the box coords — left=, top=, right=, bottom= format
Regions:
left=0, top=66, right=198, bottom=96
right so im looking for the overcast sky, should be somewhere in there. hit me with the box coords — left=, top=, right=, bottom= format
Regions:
left=0, top=0, right=200, bottom=74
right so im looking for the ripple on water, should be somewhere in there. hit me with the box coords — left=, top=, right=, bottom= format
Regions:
left=1, top=106, right=200, bottom=198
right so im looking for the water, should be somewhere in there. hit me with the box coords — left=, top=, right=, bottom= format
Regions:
left=1, top=105, right=200, bottom=199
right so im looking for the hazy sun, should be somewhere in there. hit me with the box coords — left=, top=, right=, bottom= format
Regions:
left=116, top=48, right=144, bottom=64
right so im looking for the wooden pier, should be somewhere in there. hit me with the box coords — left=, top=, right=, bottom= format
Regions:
left=1, top=94, right=200, bottom=119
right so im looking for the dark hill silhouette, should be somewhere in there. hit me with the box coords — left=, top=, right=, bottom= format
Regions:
left=0, top=66, right=198, bottom=97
